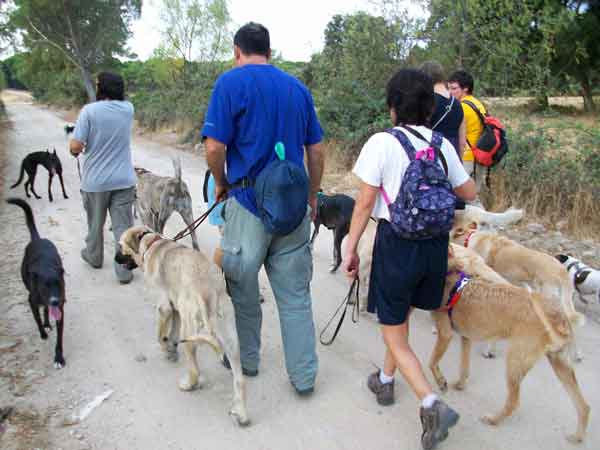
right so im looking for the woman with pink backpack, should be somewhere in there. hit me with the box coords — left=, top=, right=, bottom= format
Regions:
left=343, top=69, right=476, bottom=450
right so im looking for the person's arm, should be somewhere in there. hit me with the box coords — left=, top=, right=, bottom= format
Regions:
left=458, top=118, right=466, bottom=160
left=343, top=182, right=378, bottom=279
left=454, top=179, right=476, bottom=201
left=69, top=139, right=85, bottom=157
left=306, top=142, right=324, bottom=217
left=205, top=137, right=228, bottom=202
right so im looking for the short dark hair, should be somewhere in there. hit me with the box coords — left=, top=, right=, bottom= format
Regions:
left=234, top=22, right=270, bottom=57
left=419, top=61, right=445, bottom=85
left=386, top=68, right=434, bottom=126
left=448, top=70, right=474, bottom=94
left=96, top=72, right=125, bottom=101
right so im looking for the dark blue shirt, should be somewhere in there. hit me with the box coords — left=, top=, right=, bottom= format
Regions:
left=431, top=93, right=464, bottom=158
left=201, top=64, right=323, bottom=216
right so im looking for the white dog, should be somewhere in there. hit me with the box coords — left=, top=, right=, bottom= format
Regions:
left=556, top=254, right=600, bottom=305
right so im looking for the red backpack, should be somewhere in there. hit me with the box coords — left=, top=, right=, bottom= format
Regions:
left=463, top=100, right=508, bottom=167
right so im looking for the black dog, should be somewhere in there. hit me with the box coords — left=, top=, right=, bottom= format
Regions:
left=7, top=198, right=66, bottom=368
left=310, top=192, right=355, bottom=273
left=11, top=149, right=69, bottom=202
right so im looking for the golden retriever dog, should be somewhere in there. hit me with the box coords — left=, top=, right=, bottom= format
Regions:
left=451, top=222, right=584, bottom=332
left=115, top=226, right=249, bottom=426
left=429, top=252, right=590, bottom=443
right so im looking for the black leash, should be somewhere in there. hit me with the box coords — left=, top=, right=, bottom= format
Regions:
left=171, top=199, right=222, bottom=242
left=319, top=278, right=360, bottom=346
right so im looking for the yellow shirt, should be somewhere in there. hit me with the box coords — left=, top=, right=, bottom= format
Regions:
left=461, top=95, right=486, bottom=162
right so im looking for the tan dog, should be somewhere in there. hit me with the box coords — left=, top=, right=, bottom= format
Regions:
left=116, top=226, right=249, bottom=426
left=451, top=224, right=584, bottom=328
left=429, top=253, right=590, bottom=443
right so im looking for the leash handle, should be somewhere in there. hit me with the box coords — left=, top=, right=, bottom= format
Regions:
left=319, top=278, right=360, bottom=346
left=171, top=199, right=222, bottom=242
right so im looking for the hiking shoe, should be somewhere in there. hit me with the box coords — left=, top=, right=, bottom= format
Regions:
left=367, top=370, right=395, bottom=406
left=221, top=354, right=258, bottom=377
left=420, top=400, right=460, bottom=450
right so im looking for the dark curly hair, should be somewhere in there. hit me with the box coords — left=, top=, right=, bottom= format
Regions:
left=96, top=72, right=125, bottom=101
left=448, top=70, right=474, bottom=94
left=386, top=68, right=434, bottom=126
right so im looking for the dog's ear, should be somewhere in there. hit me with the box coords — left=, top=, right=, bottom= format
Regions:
left=555, top=254, right=569, bottom=264
left=53, top=148, right=57, bottom=155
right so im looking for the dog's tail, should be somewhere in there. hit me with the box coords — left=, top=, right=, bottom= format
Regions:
left=6, top=197, right=40, bottom=240
left=560, top=277, right=585, bottom=328
left=179, top=332, right=221, bottom=353
left=10, top=160, right=26, bottom=189
left=172, top=156, right=182, bottom=182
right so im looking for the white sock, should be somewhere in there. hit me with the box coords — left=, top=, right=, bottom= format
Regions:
left=422, top=393, right=438, bottom=409
left=379, top=370, right=394, bottom=384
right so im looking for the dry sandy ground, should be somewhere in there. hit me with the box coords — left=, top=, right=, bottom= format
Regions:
left=1, top=90, right=599, bottom=450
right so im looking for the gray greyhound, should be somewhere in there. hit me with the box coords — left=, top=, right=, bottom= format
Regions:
left=135, top=158, right=199, bottom=250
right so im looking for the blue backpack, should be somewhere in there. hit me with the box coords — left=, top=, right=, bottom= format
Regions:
left=380, top=128, right=456, bottom=240
left=254, top=142, right=309, bottom=235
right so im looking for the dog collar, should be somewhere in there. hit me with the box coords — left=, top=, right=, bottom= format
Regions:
left=444, top=271, right=471, bottom=318
left=141, top=234, right=163, bottom=263
left=463, top=231, right=475, bottom=247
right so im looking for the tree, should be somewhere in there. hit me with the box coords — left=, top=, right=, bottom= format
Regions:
left=159, top=0, right=231, bottom=63
left=9, top=0, right=141, bottom=101
left=553, top=0, right=600, bottom=111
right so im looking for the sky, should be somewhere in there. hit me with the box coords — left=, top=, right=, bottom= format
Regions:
left=129, top=0, right=426, bottom=62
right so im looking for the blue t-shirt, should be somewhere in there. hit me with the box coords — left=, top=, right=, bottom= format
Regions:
left=201, top=64, right=323, bottom=216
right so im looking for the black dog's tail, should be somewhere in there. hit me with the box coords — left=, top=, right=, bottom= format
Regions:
left=10, top=160, right=25, bottom=189
left=6, top=197, right=40, bottom=240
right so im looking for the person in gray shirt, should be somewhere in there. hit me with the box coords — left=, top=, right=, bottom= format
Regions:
left=69, top=72, right=136, bottom=284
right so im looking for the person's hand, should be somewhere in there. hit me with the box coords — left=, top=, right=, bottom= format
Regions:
left=215, top=183, right=230, bottom=202
left=308, top=193, right=317, bottom=221
left=343, top=250, right=360, bottom=280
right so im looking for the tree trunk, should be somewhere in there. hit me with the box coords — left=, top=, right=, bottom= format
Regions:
left=579, top=73, right=596, bottom=112
left=81, top=67, right=96, bottom=102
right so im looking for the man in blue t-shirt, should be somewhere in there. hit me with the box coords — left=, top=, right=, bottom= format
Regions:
left=202, top=22, right=324, bottom=396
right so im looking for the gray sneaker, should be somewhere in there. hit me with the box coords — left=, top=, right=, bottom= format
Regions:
left=420, top=400, right=460, bottom=450
left=367, top=370, right=395, bottom=406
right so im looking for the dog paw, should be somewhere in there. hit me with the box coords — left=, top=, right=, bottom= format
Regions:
left=166, top=350, right=179, bottom=362
left=480, top=415, right=499, bottom=426
left=54, top=355, right=66, bottom=369
left=64, top=195, right=69, bottom=199
left=230, top=409, right=251, bottom=427
left=574, top=351, right=584, bottom=364
left=452, top=381, right=466, bottom=391
left=435, top=376, right=448, bottom=392
left=328, top=265, right=338, bottom=273
left=566, top=433, right=583, bottom=444
left=178, top=374, right=200, bottom=391
left=40, top=331, right=48, bottom=340
left=481, top=350, right=496, bottom=359
left=431, top=326, right=438, bottom=335
left=44, top=324, right=53, bottom=331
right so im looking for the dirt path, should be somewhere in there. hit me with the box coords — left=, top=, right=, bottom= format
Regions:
left=1, top=90, right=599, bottom=450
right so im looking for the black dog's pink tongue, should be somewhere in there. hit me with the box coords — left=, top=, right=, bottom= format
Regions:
left=49, top=306, right=62, bottom=321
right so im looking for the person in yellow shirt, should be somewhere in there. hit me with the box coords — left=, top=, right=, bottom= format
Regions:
left=448, top=70, right=486, bottom=201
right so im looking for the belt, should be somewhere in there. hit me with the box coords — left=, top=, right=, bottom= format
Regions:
left=230, top=178, right=254, bottom=189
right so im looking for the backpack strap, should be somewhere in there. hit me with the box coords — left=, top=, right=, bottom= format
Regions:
left=385, top=128, right=418, bottom=160
left=401, top=126, right=449, bottom=176
left=431, top=95, right=455, bottom=130
left=462, top=100, right=487, bottom=126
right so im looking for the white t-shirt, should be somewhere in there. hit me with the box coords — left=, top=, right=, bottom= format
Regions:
left=353, top=125, right=470, bottom=221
